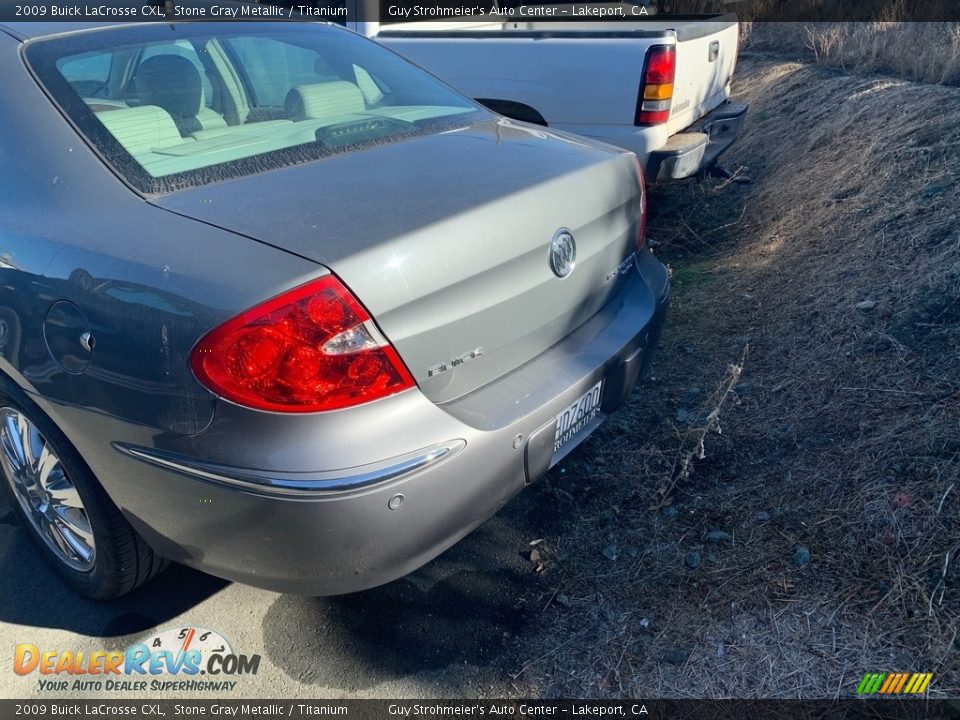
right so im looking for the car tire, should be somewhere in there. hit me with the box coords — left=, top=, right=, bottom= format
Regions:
left=0, top=383, right=166, bottom=599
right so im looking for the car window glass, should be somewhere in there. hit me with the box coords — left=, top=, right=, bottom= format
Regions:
left=353, top=64, right=386, bottom=105
left=58, top=51, right=112, bottom=97
left=228, top=36, right=337, bottom=107
left=30, top=25, right=487, bottom=192
left=141, top=41, right=215, bottom=109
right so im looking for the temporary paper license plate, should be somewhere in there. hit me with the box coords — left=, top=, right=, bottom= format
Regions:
left=554, top=380, right=603, bottom=455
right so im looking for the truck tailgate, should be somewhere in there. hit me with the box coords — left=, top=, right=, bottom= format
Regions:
left=668, top=19, right=739, bottom=134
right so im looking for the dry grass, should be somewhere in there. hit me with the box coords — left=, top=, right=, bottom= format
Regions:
left=737, top=0, right=954, bottom=21
left=736, top=0, right=959, bottom=22
left=662, top=0, right=960, bottom=86
left=741, top=22, right=960, bottom=86
left=512, top=56, right=960, bottom=698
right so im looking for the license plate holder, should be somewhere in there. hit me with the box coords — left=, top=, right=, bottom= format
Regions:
left=553, top=380, right=603, bottom=459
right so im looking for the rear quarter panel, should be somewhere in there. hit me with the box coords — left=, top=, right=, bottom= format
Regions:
left=0, top=33, right=320, bottom=436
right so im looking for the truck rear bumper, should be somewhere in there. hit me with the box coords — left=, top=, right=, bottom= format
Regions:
left=646, top=101, right=749, bottom=181
left=553, top=100, right=748, bottom=182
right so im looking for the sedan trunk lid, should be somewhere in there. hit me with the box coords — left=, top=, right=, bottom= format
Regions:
left=153, top=119, right=642, bottom=403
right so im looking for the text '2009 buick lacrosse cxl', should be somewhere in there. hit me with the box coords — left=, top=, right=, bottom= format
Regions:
left=0, top=21, right=669, bottom=598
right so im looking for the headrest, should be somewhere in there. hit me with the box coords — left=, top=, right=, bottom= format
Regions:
left=136, top=55, right=203, bottom=119
left=285, top=81, right=365, bottom=122
left=95, top=105, right=184, bottom=155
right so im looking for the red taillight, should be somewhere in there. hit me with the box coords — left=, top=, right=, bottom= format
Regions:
left=635, top=157, right=647, bottom=250
left=635, top=45, right=676, bottom=126
left=190, top=276, right=415, bottom=413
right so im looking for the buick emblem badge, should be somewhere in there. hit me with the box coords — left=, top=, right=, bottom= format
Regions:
left=548, top=229, right=576, bottom=278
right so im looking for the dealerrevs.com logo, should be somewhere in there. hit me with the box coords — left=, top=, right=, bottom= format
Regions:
left=15, top=627, right=261, bottom=693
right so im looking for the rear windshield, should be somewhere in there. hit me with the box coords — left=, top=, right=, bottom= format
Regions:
left=26, top=23, right=487, bottom=194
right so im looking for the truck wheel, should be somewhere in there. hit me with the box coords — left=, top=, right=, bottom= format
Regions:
left=0, top=388, right=165, bottom=599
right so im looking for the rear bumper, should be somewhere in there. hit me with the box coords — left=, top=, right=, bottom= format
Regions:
left=553, top=100, right=748, bottom=182
left=646, top=101, right=749, bottom=181
left=39, top=250, right=669, bottom=596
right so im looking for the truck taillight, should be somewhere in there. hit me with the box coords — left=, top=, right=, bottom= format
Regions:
left=190, top=276, right=415, bottom=413
left=635, top=157, right=647, bottom=250
left=635, top=45, right=676, bottom=126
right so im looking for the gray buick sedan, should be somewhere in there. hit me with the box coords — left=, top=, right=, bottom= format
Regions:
left=0, top=21, right=668, bottom=598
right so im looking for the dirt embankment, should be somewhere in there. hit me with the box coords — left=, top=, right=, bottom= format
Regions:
left=514, top=56, right=960, bottom=698
left=741, top=22, right=960, bottom=86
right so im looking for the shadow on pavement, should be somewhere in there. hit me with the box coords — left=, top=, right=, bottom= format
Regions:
left=0, top=496, right=229, bottom=638
left=260, top=512, right=542, bottom=692
left=0, top=456, right=581, bottom=693
left=253, top=459, right=595, bottom=692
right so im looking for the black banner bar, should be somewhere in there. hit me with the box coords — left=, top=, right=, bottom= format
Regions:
left=2, top=0, right=960, bottom=23
left=1, top=700, right=957, bottom=720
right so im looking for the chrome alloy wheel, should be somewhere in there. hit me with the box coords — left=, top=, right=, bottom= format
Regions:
left=0, top=407, right=95, bottom=571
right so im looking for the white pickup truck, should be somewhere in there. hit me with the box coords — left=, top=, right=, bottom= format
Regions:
left=340, top=4, right=748, bottom=181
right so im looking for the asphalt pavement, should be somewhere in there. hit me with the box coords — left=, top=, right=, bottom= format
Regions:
left=0, top=484, right=544, bottom=699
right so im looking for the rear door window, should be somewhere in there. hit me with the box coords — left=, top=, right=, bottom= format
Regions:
left=58, top=51, right=112, bottom=98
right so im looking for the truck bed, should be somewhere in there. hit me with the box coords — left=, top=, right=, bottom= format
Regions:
left=377, top=14, right=740, bottom=140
